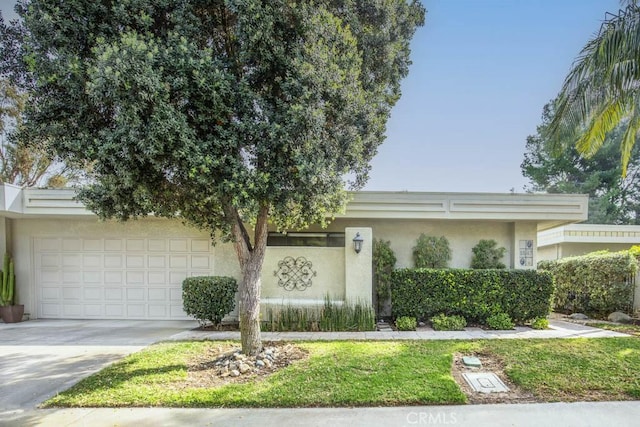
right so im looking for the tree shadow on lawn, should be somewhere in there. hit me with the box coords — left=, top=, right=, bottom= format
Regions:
left=43, top=341, right=474, bottom=408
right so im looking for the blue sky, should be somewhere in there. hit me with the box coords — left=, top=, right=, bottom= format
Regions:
left=0, top=0, right=622, bottom=192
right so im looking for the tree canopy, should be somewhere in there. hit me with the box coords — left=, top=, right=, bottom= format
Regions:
left=522, top=100, right=640, bottom=224
left=10, top=0, right=425, bottom=354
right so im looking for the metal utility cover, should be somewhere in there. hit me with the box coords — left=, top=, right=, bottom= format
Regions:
left=462, top=372, right=509, bottom=393
left=462, top=356, right=482, bottom=368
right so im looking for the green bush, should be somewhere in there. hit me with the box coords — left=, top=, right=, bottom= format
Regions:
left=413, top=234, right=451, bottom=268
left=182, top=276, right=237, bottom=325
left=391, top=268, right=553, bottom=324
left=486, top=312, right=515, bottom=330
left=430, top=313, right=467, bottom=331
left=538, top=250, right=636, bottom=317
left=530, top=317, right=549, bottom=330
left=373, top=238, right=397, bottom=316
left=471, top=239, right=506, bottom=269
left=395, top=316, right=417, bottom=331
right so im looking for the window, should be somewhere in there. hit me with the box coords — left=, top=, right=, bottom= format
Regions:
left=267, top=232, right=345, bottom=247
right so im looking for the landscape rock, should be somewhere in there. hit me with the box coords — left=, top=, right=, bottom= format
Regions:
left=230, top=369, right=240, bottom=377
left=256, top=360, right=265, bottom=368
left=239, top=363, right=251, bottom=374
left=569, top=313, right=589, bottom=320
left=608, top=311, right=632, bottom=323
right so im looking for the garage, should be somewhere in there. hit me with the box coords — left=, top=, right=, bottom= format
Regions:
left=34, top=236, right=213, bottom=319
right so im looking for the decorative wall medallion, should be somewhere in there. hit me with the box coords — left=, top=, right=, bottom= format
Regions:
left=274, top=256, right=317, bottom=291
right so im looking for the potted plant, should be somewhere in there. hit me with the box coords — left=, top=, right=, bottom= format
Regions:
left=0, top=253, right=24, bottom=323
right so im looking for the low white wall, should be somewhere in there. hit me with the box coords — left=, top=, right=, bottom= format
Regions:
left=261, top=246, right=345, bottom=301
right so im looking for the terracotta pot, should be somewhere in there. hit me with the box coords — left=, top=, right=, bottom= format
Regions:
left=0, top=305, right=25, bottom=323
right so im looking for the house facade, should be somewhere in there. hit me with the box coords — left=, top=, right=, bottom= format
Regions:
left=0, top=184, right=588, bottom=321
left=538, top=223, right=640, bottom=261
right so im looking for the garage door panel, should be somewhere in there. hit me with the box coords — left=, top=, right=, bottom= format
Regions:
left=127, top=304, right=146, bottom=317
left=63, top=304, right=82, bottom=316
left=83, top=239, right=103, bottom=251
left=148, top=239, right=166, bottom=251
left=149, top=288, right=166, bottom=300
left=62, top=271, right=81, bottom=283
left=105, top=255, right=123, bottom=268
left=41, top=303, right=60, bottom=317
left=41, top=287, right=59, bottom=300
left=62, top=254, right=81, bottom=268
left=126, top=239, right=145, bottom=251
left=170, top=239, right=188, bottom=252
left=84, top=304, right=103, bottom=316
left=191, top=240, right=209, bottom=252
left=84, top=288, right=102, bottom=300
left=148, top=255, right=166, bottom=268
left=105, top=271, right=123, bottom=284
left=126, top=255, right=145, bottom=268
left=83, top=271, right=101, bottom=283
left=105, top=288, right=123, bottom=301
left=148, top=271, right=167, bottom=284
left=62, top=239, right=82, bottom=251
left=62, top=287, right=81, bottom=300
left=40, top=254, right=60, bottom=268
left=126, top=271, right=145, bottom=285
left=36, top=236, right=212, bottom=319
left=105, top=239, right=123, bottom=251
left=40, top=270, right=59, bottom=284
left=105, top=304, right=124, bottom=317
left=83, top=255, right=102, bottom=268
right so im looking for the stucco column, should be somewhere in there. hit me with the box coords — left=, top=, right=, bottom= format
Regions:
left=0, top=217, right=7, bottom=258
left=512, top=222, right=537, bottom=270
left=344, top=227, right=373, bottom=306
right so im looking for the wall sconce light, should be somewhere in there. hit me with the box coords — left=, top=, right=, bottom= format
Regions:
left=352, top=232, right=364, bottom=254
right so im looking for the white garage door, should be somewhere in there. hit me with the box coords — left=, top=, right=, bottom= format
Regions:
left=35, top=237, right=213, bottom=319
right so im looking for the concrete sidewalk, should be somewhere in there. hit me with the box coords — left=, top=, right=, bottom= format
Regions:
left=5, top=401, right=640, bottom=427
left=170, top=319, right=629, bottom=341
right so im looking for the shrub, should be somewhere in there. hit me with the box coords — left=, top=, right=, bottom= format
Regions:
left=182, top=276, right=237, bottom=325
left=538, top=250, right=636, bottom=317
left=471, top=239, right=506, bottom=269
left=373, top=238, right=397, bottom=316
left=413, top=234, right=451, bottom=268
left=395, top=316, right=417, bottom=331
left=430, top=313, right=467, bottom=331
left=486, top=312, right=515, bottom=330
left=391, top=268, right=553, bottom=324
left=530, top=317, right=549, bottom=330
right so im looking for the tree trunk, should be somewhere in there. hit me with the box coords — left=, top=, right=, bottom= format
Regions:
left=226, top=203, right=269, bottom=356
left=239, top=251, right=264, bottom=355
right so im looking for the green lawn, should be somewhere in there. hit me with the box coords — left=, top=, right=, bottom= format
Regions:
left=586, top=322, right=640, bottom=337
left=44, top=338, right=640, bottom=408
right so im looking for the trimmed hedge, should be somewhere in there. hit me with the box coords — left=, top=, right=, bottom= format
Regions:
left=182, top=276, right=237, bottom=325
left=538, top=251, right=636, bottom=317
left=391, top=268, right=553, bottom=324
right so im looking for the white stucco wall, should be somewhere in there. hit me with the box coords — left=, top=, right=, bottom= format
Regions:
left=538, top=242, right=638, bottom=262
left=261, top=246, right=345, bottom=301
left=313, top=219, right=518, bottom=269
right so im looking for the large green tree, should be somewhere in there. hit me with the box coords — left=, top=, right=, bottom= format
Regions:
left=522, top=101, right=640, bottom=224
left=11, top=0, right=424, bottom=354
left=0, top=16, right=71, bottom=188
left=549, top=0, right=640, bottom=175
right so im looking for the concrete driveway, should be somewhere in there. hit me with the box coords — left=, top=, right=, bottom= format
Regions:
left=0, top=319, right=197, bottom=417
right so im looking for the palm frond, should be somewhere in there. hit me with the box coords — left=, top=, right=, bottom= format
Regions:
left=549, top=2, right=640, bottom=166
